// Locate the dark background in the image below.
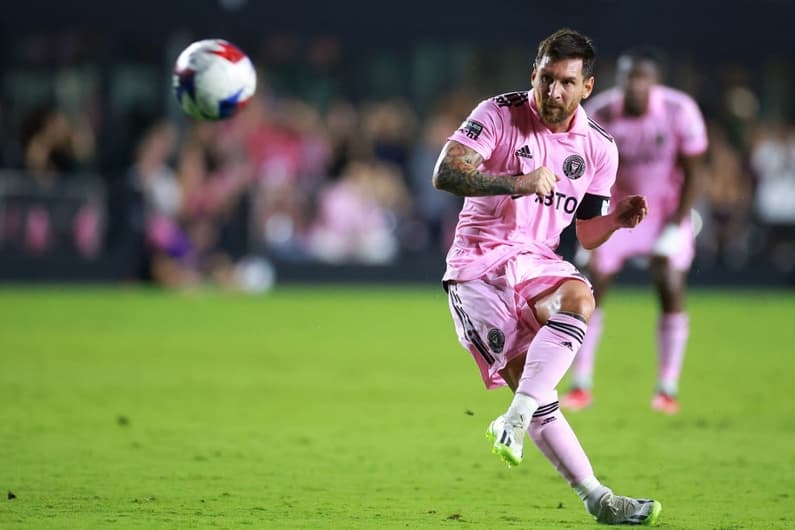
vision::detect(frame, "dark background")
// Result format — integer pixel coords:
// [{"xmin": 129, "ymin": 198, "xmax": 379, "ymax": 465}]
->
[{"xmin": 1, "ymin": 0, "xmax": 793, "ymax": 286}]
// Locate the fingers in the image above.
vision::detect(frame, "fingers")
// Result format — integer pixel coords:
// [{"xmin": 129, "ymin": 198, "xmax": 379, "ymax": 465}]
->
[
  {"xmin": 635, "ymin": 196, "xmax": 649, "ymax": 220},
  {"xmin": 531, "ymin": 167, "xmax": 557, "ymax": 197},
  {"xmin": 623, "ymin": 195, "xmax": 648, "ymax": 226},
  {"xmin": 615, "ymin": 195, "xmax": 649, "ymax": 228},
  {"xmin": 629, "ymin": 207, "xmax": 647, "ymax": 227},
  {"xmin": 621, "ymin": 214, "xmax": 641, "ymax": 228},
  {"xmin": 543, "ymin": 170, "xmax": 558, "ymax": 194},
  {"xmin": 540, "ymin": 173, "xmax": 557, "ymax": 195},
  {"xmin": 535, "ymin": 184, "xmax": 551, "ymax": 199},
  {"xmin": 629, "ymin": 195, "xmax": 648, "ymax": 211}
]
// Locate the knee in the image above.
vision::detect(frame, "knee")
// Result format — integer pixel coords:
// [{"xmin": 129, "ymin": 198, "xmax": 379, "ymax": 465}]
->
[{"xmin": 560, "ymin": 284, "xmax": 595, "ymax": 322}]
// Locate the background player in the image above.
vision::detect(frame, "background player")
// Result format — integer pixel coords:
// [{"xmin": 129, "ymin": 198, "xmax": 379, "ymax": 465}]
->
[
  {"xmin": 433, "ymin": 29, "xmax": 661, "ymax": 525},
  {"xmin": 561, "ymin": 48, "xmax": 709, "ymax": 415}
]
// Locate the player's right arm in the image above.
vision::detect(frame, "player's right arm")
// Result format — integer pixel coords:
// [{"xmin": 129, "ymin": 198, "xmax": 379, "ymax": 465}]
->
[{"xmin": 432, "ymin": 140, "xmax": 558, "ymax": 198}]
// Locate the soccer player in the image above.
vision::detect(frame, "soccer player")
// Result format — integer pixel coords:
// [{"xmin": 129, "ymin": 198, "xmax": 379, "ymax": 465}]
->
[
  {"xmin": 433, "ymin": 29, "xmax": 661, "ymax": 525},
  {"xmin": 560, "ymin": 48, "xmax": 708, "ymax": 415}
]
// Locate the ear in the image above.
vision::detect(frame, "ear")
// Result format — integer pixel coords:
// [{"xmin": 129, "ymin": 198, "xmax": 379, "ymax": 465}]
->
[
  {"xmin": 582, "ymin": 76, "xmax": 595, "ymax": 99},
  {"xmin": 530, "ymin": 67, "xmax": 537, "ymax": 88}
]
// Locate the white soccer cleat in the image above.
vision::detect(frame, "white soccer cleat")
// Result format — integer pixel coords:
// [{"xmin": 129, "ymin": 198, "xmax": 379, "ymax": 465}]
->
[
  {"xmin": 486, "ymin": 415, "xmax": 525, "ymax": 467},
  {"xmin": 587, "ymin": 488, "xmax": 662, "ymax": 526}
]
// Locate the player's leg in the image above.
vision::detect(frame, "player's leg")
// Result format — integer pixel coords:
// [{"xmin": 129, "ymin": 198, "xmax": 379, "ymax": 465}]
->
[
  {"xmin": 650, "ymin": 256, "xmax": 689, "ymax": 414},
  {"xmin": 561, "ymin": 266, "xmax": 616, "ymax": 410},
  {"xmin": 495, "ymin": 351, "xmax": 597, "ymax": 486},
  {"xmin": 491, "ymin": 284, "xmax": 661, "ymax": 525},
  {"xmin": 492, "ymin": 279, "xmax": 594, "ymax": 465}
]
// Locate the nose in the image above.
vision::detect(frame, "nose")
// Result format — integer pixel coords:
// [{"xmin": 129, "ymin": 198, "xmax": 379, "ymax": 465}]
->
[{"xmin": 547, "ymin": 80, "xmax": 563, "ymax": 99}]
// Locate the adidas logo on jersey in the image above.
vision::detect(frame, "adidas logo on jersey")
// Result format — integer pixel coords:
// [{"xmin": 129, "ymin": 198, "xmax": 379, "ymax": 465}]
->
[{"xmin": 515, "ymin": 145, "xmax": 533, "ymax": 158}]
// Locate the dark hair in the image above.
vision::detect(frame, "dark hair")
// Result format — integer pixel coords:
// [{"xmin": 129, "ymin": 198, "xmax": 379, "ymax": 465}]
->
[
  {"xmin": 618, "ymin": 46, "xmax": 666, "ymax": 76},
  {"xmin": 534, "ymin": 28, "xmax": 596, "ymax": 78},
  {"xmin": 619, "ymin": 46, "xmax": 665, "ymax": 66}
]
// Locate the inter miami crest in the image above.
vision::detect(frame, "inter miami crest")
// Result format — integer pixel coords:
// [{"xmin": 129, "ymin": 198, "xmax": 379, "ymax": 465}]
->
[
  {"xmin": 487, "ymin": 328, "xmax": 505, "ymax": 353},
  {"xmin": 563, "ymin": 154, "xmax": 586, "ymax": 180}
]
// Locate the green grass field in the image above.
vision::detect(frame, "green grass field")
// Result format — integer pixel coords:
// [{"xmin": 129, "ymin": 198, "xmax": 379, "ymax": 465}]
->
[{"xmin": 0, "ymin": 286, "xmax": 793, "ymax": 529}]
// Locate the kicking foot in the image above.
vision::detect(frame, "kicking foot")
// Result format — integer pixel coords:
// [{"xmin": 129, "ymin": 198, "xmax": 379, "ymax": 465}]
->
[
  {"xmin": 486, "ymin": 415, "xmax": 525, "ymax": 467},
  {"xmin": 587, "ymin": 489, "xmax": 662, "ymax": 526}
]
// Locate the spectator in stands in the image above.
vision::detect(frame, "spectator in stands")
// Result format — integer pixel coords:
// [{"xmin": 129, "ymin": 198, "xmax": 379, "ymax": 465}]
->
[
  {"xmin": 21, "ymin": 107, "xmax": 95, "ymax": 185},
  {"xmin": 696, "ymin": 120, "xmax": 753, "ymax": 268},
  {"xmin": 363, "ymin": 99, "xmax": 418, "ymax": 180},
  {"xmin": 307, "ymin": 159, "xmax": 410, "ymax": 264},
  {"xmin": 14, "ymin": 107, "xmax": 96, "ymax": 255},
  {"xmin": 409, "ymin": 109, "xmax": 464, "ymax": 253},
  {"xmin": 750, "ymin": 120, "xmax": 795, "ymax": 271},
  {"xmin": 132, "ymin": 119, "xmax": 256, "ymax": 290},
  {"xmin": 130, "ymin": 120, "xmax": 196, "ymax": 287}
]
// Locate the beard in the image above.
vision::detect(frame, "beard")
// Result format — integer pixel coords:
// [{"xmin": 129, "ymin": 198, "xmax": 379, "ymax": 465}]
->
[{"xmin": 539, "ymin": 100, "xmax": 576, "ymax": 124}]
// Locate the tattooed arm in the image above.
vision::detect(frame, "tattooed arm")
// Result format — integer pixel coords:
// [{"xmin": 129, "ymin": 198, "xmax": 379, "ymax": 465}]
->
[
  {"xmin": 432, "ymin": 141, "xmax": 512, "ymax": 196},
  {"xmin": 432, "ymin": 140, "xmax": 557, "ymax": 197}
]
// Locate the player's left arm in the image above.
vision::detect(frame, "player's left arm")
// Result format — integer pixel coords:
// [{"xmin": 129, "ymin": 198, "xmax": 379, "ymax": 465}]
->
[{"xmin": 575, "ymin": 194, "xmax": 648, "ymax": 250}]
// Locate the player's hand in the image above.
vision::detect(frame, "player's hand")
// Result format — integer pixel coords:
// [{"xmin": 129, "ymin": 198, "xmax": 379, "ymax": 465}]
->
[
  {"xmin": 515, "ymin": 166, "xmax": 560, "ymax": 197},
  {"xmin": 613, "ymin": 195, "xmax": 648, "ymax": 228},
  {"xmin": 652, "ymin": 223, "xmax": 685, "ymax": 258}
]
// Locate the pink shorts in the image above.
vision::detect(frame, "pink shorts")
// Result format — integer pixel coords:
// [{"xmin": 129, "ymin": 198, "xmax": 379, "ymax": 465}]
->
[
  {"xmin": 446, "ymin": 252, "xmax": 590, "ymax": 389},
  {"xmin": 589, "ymin": 212, "xmax": 694, "ymax": 275}
]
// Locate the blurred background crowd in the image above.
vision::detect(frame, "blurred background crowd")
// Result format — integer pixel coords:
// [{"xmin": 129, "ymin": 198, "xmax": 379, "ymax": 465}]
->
[{"xmin": 1, "ymin": 0, "xmax": 793, "ymax": 289}]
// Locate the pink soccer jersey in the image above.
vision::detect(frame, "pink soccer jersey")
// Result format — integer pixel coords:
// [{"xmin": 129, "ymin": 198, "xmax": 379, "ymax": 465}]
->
[
  {"xmin": 443, "ymin": 90, "xmax": 618, "ymax": 283},
  {"xmin": 585, "ymin": 85, "xmax": 708, "ymax": 214}
]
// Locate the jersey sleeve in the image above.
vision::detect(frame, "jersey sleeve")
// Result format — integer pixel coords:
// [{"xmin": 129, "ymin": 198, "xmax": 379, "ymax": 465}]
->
[
  {"xmin": 448, "ymin": 99, "xmax": 502, "ymax": 160},
  {"xmin": 586, "ymin": 139, "xmax": 618, "ymax": 197},
  {"xmin": 673, "ymin": 95, "xmax": 708, "ymax": 156}
]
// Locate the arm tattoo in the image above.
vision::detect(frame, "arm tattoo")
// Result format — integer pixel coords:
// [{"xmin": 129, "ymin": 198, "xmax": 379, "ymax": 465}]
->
[{"xmin": 433, "ymin": 142, "xmax": 515, "ymax": 197}]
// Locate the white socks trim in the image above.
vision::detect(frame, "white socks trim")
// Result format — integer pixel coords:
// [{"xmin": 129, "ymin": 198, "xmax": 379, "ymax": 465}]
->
[
  {"xmin": 573, "ymin": 475, "xmax": 603, "ymax": 502},
  {"xmin": 505, "ymin": 392, "xmax": 539, "ymax": 429}
]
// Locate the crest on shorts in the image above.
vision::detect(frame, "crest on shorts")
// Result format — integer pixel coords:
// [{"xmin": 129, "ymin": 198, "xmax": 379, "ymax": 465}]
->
[
  {"xmin": 487, "ymin": 328, "xmax": 505, "ymax": 353},
  {"xmin": 563, "ymin": 154, "xmax": 586, "ymax": 179}
]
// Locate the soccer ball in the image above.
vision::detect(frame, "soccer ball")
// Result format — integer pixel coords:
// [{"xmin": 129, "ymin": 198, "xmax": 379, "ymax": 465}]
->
[{"xmin": 172, "ymin": 39, "xmax": 256, "ymax": 121}]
